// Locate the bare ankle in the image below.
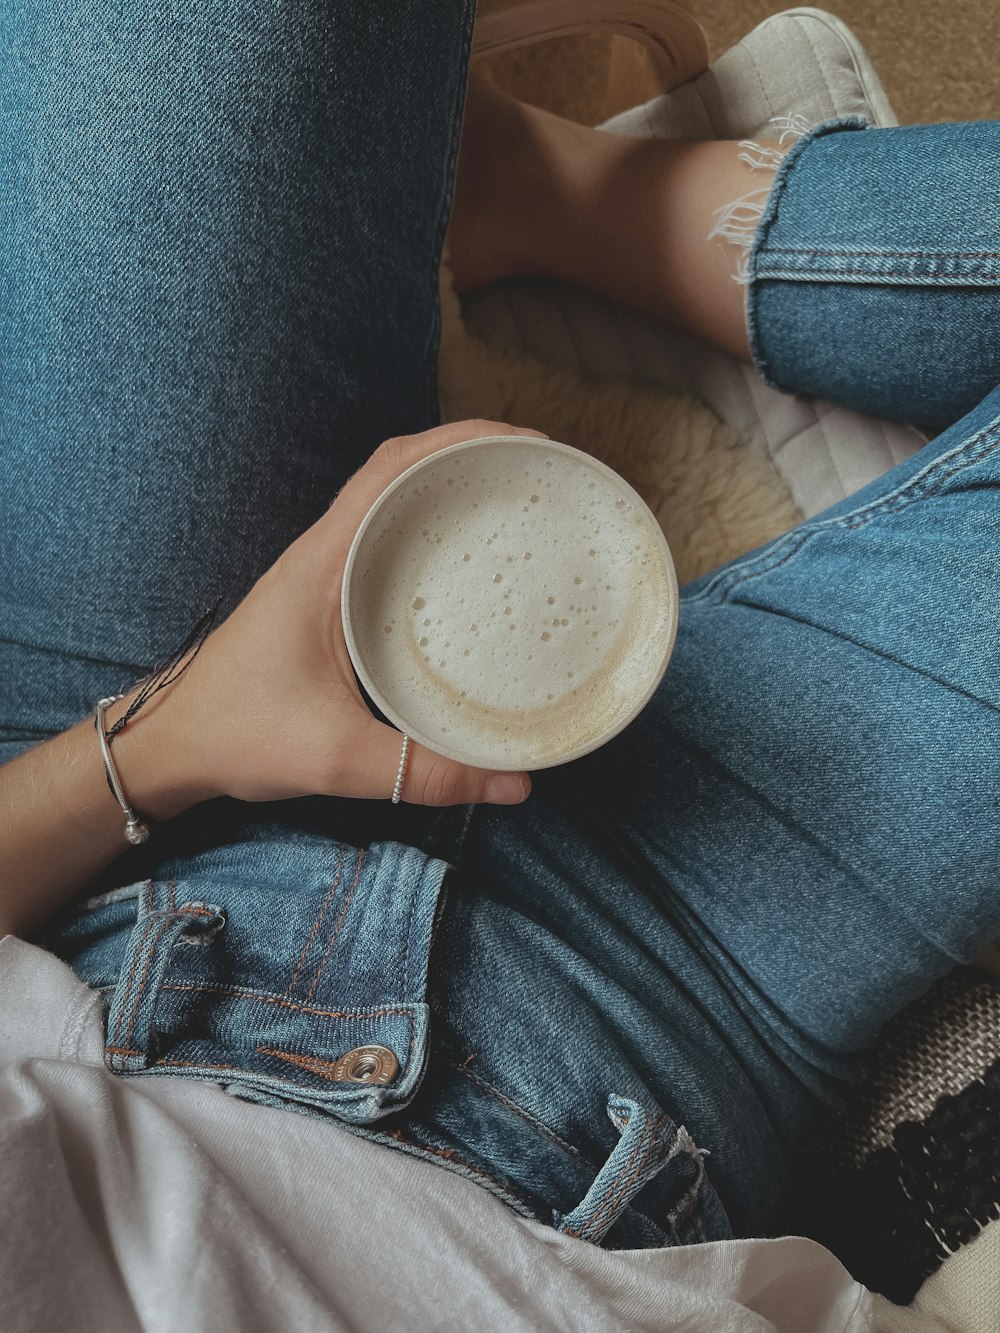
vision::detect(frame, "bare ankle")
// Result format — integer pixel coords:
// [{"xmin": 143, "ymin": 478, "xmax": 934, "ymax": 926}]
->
[{"xmin": 449, "ymin": 80, "xmax": 794, "ymax": 361}]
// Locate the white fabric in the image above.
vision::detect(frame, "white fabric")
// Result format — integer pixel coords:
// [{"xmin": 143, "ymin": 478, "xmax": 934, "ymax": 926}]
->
[
  {"xmin": 462, "ymin": 8, "xmax": 927, "ymax": 520},
  {"xmin": 0, "ymin": 934, "xmax": 876, "ymax": 1332}
]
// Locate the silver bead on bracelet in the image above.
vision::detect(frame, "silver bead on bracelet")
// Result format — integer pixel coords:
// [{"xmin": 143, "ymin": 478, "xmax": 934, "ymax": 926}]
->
[
  {"xmin": 95, "ymin": 697, "xmax": 151, "ymax": 845},
  {"xmin": 391, "ymin": 733, "xmax": 411, "ymax": 805}
]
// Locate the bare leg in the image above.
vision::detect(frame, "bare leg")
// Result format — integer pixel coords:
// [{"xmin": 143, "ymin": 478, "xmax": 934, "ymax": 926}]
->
[{"xmin": 449, "ymin": 77, "xmax": 765, "ymax": 361}]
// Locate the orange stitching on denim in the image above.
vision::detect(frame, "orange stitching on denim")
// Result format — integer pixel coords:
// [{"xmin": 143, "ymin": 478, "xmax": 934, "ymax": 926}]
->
[
  {"xmin": 168, "ymin": 880, "xmax": 176, "ymax": 913},
  {"xmin": 403, "ymin": 857, "xmax": 418, "ymax": 997},
  {"xmin": 448, "ymin": 1059, "xmax": 598, "ymax": 1170},
  {"xmin": 758, "ymin": 265, "xmax": 1000, "ymax": 279},
  {"xmin": 659, "ymin": 1137, "xmax": 709, "ymax": 1242},
  {"xmin": 667, "ymin": 1172, "xmax": 703, "ymax": 1234},
  {"xmin": 105, "ymin": 1044, "xmax": 142, "ymax": 1057},
  {"xmin": 156, "ymin": 1059, "xmax": 238, "ymax": 1071},
  {"xmin": 303, "ymin": 849, "xmax": 365, "ymax": 1004},
  {"xmin": 404, "ymin": 1016, "xmax": 420, "ymax": 1072},
  {"xmin": 593, "ymin": 1114, "xmax": 675, "ymax": 1236},
  {"xmin": 286, "ymin": 844, "xmax": 347, "ymax": 996},
  {"xmin": 561, "ymin": 1124, "xmax": 653, "ymax": 1240},
  {"xmin": 160, "ymin": 979, "xmax": 414, "ymax": 1023},
  {"xmin": 575, "ymin": 1126, "xmax": 654, "ymax": 1240},
  {"xmin": 257, "ymin": 1046, "xmax": 357, "ymax": 1082},
  {"xmin": 110, "ymin": 878, "xmax": 153, "ymax": 1048}
]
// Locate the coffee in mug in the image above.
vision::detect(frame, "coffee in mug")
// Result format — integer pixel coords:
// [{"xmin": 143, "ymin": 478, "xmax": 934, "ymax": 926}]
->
[{"xmin": 342, "ymin": 435, "xmax": 678, "ymax": 770}]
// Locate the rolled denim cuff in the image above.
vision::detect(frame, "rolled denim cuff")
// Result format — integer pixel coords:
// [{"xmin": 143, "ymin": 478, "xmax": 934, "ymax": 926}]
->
[{"xmin": 745, "ymin": 115, "xmax": 870, "ymax": 393}]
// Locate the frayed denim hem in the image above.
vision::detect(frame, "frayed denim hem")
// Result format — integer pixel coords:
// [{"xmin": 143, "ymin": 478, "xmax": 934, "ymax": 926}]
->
[
  {"xmin": 708, "ymin": 115, "xmax": 815, "ymax": 281},
  {"xmin": 743, "ymin": 115, "xmax": 870, "ymax": 393}
]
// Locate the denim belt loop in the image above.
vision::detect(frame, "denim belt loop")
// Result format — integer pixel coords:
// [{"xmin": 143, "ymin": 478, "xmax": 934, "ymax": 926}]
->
[
  {"xmin": 104, "ymin": 883, "xmax": 225, "ymax": 1073},
  {"xmin": 553, "ymin": 1094, "xmax": 713, "ymax": 1246}
]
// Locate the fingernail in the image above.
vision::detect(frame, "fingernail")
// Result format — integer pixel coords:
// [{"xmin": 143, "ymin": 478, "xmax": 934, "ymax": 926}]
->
[{"xmin": 484, "ymin": 774, "xmax": 528, "ymax": 804}]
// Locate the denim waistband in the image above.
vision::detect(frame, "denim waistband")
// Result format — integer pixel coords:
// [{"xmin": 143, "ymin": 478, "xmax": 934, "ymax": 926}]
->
[
  {"xmin": 41, "ymin": 823, "xmax": 732, "ymax": 1251},
  {"xmin": 47, "ymin": 836, "xmax": 448, "ymax": 1122}
]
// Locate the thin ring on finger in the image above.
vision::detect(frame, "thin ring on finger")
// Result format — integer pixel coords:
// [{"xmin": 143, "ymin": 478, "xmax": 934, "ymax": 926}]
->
[{"xmin": 391, "ymin": 733, "xmax": 411, "ymax": 804}]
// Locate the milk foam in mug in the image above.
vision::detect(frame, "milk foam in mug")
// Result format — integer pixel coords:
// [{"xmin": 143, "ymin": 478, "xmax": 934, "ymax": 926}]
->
[{"xmin": 342, "ymin": 435, "xmax": 679, "ymax": 770}]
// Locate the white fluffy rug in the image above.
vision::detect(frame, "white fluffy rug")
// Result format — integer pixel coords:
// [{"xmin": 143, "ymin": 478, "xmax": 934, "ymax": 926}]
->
[{"xmin": 438, "ymin": 271, "xmax": 802, "ymax": 586}]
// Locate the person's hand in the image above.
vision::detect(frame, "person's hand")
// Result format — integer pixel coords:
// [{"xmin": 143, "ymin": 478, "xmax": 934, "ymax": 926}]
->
[{"xmin": 125, "ymin": 420, "xmax": 540, "ymax": 811}]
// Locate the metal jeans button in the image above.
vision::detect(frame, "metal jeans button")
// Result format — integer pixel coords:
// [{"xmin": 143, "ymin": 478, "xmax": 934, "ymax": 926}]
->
[{"xmin": 332, "ymin": 1045, "xmax": 399, "ymax": 1084}]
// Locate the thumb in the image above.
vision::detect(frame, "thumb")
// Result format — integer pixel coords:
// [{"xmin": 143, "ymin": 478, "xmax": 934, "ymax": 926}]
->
[{"xmin": 362, "ymin": 719, "xmax": 531, "ymax": 807}]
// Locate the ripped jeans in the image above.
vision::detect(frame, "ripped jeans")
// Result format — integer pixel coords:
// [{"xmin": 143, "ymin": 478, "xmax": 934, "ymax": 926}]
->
[{"xmin": 5, "ymin": 2, "xmax": 1000, "ymax": 1249}]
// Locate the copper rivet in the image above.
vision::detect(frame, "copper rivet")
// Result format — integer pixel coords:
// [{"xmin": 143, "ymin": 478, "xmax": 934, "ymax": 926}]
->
[{"xmin": 332, "ymin": 1044, "xmax": 399, "ymax": 1085}]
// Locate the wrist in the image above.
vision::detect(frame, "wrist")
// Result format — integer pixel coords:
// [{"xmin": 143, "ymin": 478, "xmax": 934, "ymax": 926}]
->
[{"xmin": 104, "ymin": 682, "xmax": 217, "ymax": 824}]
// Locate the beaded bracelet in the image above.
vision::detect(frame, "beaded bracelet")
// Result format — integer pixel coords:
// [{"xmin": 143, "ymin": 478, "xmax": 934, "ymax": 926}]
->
[{"xmin": 391, "ymin": 733, "xmax": 411, "ymax": 804}]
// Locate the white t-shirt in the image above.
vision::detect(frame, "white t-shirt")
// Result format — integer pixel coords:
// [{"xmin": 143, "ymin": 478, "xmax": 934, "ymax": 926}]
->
[{"xmin": 0, "ymin": 935, "xmax": 874, "ymax": 1332}]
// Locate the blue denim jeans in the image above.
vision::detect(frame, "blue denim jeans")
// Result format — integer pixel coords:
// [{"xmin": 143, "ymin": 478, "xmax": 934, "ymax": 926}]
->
[
  {"xmin": 5, "ymin": 7, "xmax": 1000, "ymax": 1251},
  {"xmin": 749, "ymin": 116, "xmax": 1000, "ymax": 432}
]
